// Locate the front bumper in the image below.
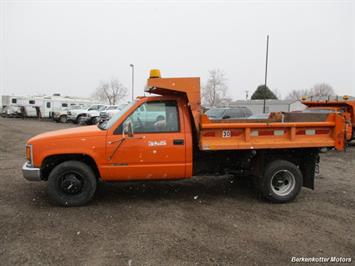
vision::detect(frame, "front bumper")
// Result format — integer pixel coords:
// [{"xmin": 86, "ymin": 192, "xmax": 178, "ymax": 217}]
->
[{"xmin": 22, "ymin": 162, "xmax": 41, "ymax": 181}]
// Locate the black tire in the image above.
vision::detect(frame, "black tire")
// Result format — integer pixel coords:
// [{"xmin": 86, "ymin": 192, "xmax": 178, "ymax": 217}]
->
[
  {"xmin": 72, "ymin": 116, "xmax": 79, "ymax": 124},
  {"xmin": 59, "ymin": 115, "xmax": 67, "ymax": 123},
  {"xmin": 47, "ymin": 161, "xmax": 97, "ymax": 207},
  {"xmin": 92, "ymin": 116, "xmax": 100, "ymax": 124},
  {"xmin": 259, "ymin": 160, "xmax": 303, "ymax": 203},
  {"xmin": 72, "ymin": 115, "xmax": 82, "ymax": 124}
]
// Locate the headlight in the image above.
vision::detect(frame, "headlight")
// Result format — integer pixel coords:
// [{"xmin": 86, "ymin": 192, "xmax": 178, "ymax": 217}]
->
[{"xmin": 26, "ymin": 145, "xmax": 32, "ymax": 164}]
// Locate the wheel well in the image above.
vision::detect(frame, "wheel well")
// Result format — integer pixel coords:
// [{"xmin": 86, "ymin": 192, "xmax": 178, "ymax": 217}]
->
[
  {"xmin": 41, "ymin": 154, "xmax": 100, "ymax": 180},
  {"xmin": 252, "ymin": 148, "xmax": 319, "ymax": 189}
]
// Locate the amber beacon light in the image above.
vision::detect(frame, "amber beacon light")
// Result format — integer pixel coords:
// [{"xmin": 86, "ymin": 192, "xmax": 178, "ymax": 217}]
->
[{"xmin": 149, "ymin": 69, "xmax": 161, "ymax": 78}]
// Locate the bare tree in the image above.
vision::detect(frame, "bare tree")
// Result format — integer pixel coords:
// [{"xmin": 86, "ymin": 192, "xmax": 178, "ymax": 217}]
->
[
  {"xmin": 202, "ymin": 69, "xmax": 228, "ymax": 107},
  {"xmin": 272, "ymin": 88, "xmax": 282, "ymax": 100},
  {"xmin": 93, "ymin": 79, "xmax": 128, "ymax": 105},
  {"xmin": 285, "ymin": 89, "xmax": 310, "ymax": 100},
  {"xmin": 310, "ymin": 83, "xmax": 335, "ymax": 97},
  {"xmin": 286, "ymin": 83, "xmax": 335, "ymax": 100}
]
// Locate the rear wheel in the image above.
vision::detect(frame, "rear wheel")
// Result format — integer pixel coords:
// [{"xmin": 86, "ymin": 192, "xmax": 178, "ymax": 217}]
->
[
  {"xmin": 47, "ymin": 161, "xmax": 97, "ymax": 206},
  {"xmin": 59, "ymin": 115, "xmax": 67, "ymax": 123},
  {"xmin": 259, "ymin": 160, "xmax": 302, "ymax": 203}
]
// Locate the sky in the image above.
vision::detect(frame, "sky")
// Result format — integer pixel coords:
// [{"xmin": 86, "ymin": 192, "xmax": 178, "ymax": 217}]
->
[{"xmin": 0, "ymin": 0, "xmax": 354, "ymax": 102}]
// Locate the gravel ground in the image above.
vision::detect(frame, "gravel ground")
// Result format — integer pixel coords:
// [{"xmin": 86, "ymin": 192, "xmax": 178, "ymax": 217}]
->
[{"xmin": 0, "ymin": 118, "xmax": 354, "ymax": 265}]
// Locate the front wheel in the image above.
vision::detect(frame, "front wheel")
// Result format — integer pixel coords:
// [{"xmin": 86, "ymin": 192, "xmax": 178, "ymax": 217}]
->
[
  {"xmin": 47, "ymin": 161, "xmax": 97, "ymax": 206},
  {"xmin": 259, "ymin": 160, "xmax": 303, "ymax": 203},
  {"xmin": 92, "ymin": 116, "xmax": 100, "ymax": 124}
]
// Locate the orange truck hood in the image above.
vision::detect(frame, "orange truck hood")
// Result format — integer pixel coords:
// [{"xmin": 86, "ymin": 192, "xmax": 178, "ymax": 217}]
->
[{"xmin": 28, "ymin": 126, "xmax": 106, "ymax": 144}]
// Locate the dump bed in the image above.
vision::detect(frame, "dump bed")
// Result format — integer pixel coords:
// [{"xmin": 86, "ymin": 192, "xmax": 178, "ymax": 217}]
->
[
  {"xmin": 199, "ymin": 112, "xmax": 345, "ymax": 151},
  {"xmin": 146, "ymin": 73, "xmax": 346, "ymax": 152}
]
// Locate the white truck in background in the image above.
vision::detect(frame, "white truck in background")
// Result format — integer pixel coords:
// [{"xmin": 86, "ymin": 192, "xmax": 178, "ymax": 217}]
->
[
  {"xmin": 99, "ymin": 104, "xmax": 129, "ymax": 121},
  {"xmin": 67, "ymin": 104, "xmax": 107, "ymax": 124}
]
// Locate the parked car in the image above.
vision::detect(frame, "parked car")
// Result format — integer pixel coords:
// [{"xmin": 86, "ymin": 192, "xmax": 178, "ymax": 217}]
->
[
  {"xmin": 52, "ymin": 105, "xmax": 88, "ymax": 123},
  {"xmin": 68, "ymin": 104, "xmax": 106, "ymax": 124},
  {"xmin": 84, "ymin": 105, "xmax": 108, "ymax": 125},
  {"xmin": 99, "ymin": 104, "xmax": 127, "ymax": 121},
  {"xmin": 205, "ymin": 107, "xmax": 253, "ymax": 120}
]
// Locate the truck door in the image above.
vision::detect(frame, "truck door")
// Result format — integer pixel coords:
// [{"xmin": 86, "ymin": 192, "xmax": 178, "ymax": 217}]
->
[{"xmin": 106, "ymin": 100, "xmax": 186, "ymax": 180}]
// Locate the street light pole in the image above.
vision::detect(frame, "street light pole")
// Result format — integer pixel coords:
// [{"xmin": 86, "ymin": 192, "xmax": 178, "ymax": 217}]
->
[
  {"xmin": 130, "ymin": 64, "xmax": 134, "ymax": 101},
  {"xmin": 263, "ymin": 35, "xmax": 269, "ymax": 113}
]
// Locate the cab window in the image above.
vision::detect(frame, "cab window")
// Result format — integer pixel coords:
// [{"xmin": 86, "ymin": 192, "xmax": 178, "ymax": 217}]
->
[{"xmin": 120, "ymin": 101, "xmax": 179, "ymax": 133}]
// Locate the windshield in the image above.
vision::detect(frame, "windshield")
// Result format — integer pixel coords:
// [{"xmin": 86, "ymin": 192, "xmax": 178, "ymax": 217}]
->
[
  {"xmin": 98, "ymin": 101, "xmax": 136, "ymax": 130},
  {"xmin": 205, "ymin": 109, "xmax": 225, "ymax": 118}
]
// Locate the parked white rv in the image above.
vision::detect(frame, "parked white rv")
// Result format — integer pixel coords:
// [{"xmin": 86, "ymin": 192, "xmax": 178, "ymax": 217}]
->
[{"xmin": 1, "ymin": 94, "xmax": 98, "ymax": 119}]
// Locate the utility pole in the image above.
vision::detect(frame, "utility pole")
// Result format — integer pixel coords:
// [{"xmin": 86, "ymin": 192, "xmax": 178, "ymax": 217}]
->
[
  {"xmin": 263, "ymin": 35, "xmax": 269, "ymax": 113},
  {"xmin": 130, "ymin": 64, "xmax": 134, "ymax": 101},
  {"xmin": 245, "ymin": 90, "xmax": 249, "ymax": 100}
]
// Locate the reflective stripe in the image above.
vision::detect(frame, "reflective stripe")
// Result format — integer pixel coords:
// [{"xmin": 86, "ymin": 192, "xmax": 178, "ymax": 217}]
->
[
  {"xmin": 251, "ymin": 130, "xmax": 259, "ymax": 136},
  {"xmin": 305, "ymin": 129, "xmax": 316, "ymax": 135},
  {"xmin": 274, "ymin": 130, "xmax": 284, "ymax": 136}
]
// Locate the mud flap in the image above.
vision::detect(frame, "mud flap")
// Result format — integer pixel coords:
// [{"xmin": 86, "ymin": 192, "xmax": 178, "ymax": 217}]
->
[{"xmin": 300, "ymin": 151, "xmax": 319, "ymax": 190}]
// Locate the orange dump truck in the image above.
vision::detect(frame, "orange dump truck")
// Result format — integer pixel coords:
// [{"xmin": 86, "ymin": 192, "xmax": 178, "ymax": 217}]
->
[
  {"xmin": 22, "ymin": 70, "xmax": 346, "ymax": 206},
  {"xmin": 302, "ymin": 98, "xmax": 355, "ymax": 141}
]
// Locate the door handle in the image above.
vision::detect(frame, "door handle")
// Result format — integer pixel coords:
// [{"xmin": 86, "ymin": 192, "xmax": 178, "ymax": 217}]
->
[{"xmin": 173, "ymin": 139, "xmax": 184, "ymax": 145}]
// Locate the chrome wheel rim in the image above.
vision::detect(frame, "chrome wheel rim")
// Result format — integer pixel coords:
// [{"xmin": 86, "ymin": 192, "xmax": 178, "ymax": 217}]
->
[{"xmin": 271, "ymin": 170, "xmax": 295, "ymax": 196}]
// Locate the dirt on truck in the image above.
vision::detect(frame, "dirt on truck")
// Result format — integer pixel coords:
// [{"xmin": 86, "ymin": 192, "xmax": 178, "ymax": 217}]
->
[{"xmin": 22, "ymin": 70, "xmax": 347, "ymax": 207}]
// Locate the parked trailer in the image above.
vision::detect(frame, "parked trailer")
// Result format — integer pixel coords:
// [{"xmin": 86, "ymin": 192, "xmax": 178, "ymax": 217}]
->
[
  {"xmin": 22, "ymin": 70, "xmax": 347, "ymax": 207},
  {"xmin": 1, "ymin": 94, "xmax": 98, "ymax": 119}
]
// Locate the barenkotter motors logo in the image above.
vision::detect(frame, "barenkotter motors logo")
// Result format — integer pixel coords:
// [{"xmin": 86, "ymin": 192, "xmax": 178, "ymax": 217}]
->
[{"xmin": 291, "ymin": 257, "xmax": 352, "ymax": 263}]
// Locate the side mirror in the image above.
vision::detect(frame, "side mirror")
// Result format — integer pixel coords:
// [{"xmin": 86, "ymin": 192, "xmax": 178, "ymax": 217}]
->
[{"xmin": 122, "ymin": 121, "xmax": 134, "ymax": 138}]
